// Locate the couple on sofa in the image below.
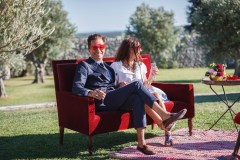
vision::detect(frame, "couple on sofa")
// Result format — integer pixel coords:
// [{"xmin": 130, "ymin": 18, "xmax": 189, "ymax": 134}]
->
[{"xmin": 72, "ymin": 34, "xmax": 187, "ymax": 155}]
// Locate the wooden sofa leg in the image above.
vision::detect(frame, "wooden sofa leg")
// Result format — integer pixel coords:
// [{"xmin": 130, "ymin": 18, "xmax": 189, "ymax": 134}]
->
[
  {"xmin": 88, "ymin": 136, "xmax": 93, "ymax": 156},
  {"xmin": 59, "ymin": 126, "xmax": 64, "ymax": 145},
  {"xmin": 188, "ymin": 118, "xmax": 193, "ymax": 136},
  {"xmin": 151, "ymin": 124, "xmax": 155, "ymax": 130}
]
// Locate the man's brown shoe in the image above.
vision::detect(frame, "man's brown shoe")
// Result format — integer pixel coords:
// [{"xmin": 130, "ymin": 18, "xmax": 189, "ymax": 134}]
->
[{"xmin": 137, "ymin": 145, "xmax": 155, "ymax": 155}]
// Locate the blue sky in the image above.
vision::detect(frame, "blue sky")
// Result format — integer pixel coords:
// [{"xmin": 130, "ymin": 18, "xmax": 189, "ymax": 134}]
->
[{"xmin": 62, "ymin": 0, "xmax": 189, "ymax": 33}]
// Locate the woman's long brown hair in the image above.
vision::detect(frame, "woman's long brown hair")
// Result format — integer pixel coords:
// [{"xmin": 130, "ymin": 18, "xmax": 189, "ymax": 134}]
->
[{"xmin": 115, "ymin": 37, "xmax": 142, "ymax": 63}]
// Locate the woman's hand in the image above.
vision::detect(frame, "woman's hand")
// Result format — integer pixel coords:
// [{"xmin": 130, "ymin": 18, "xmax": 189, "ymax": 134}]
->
[
  {"xmin": 148, "ymin": 65, "xmax": 159, "ymax": 83},
  {"xmin": 117, "ymin": 81, "xmax": 129, "ymax": 88},
  {"xmin": 151, "ymin": 66, "xmax": 159, "ymax": 77}
]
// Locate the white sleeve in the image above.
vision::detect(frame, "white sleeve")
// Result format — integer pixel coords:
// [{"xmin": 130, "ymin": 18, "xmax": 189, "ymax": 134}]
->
[
  {"xmin": 142, "ymin": 63, "xmax": 147, "ymax": 75},
  {"xmin": 142, "ymin": 63, "xmax": 148, "ymax": 80}
]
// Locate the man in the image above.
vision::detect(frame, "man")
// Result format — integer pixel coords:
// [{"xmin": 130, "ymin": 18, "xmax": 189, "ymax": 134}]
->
[{"xmin": 72, "ymin": 34, "xmax": 187, "ymax": 155}]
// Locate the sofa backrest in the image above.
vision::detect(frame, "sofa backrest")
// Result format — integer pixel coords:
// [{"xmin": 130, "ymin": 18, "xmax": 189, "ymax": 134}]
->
[
  {"xmin": 52, "ymin": 59, "xmax": 85, "ymax": 92},
  {"xmin": 141, "ymin": 54, "xmax": 151, "ymax": 78},
  {"xmin": 52, "ymin": 54, "xmax": 152, "ymax": 92},
  {"xmin": 57, "ymin": 63, "xmax": 77, "ymax": 91}
]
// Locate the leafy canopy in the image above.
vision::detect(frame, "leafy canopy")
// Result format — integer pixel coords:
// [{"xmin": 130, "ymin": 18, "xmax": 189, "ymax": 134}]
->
[
  {"xmin": 0, "ymin": 0, "xmax": 54, "ymax": 73},
  {"xmin": 126, "ymin": 3, "xmax": 179, "ymax": 67},
  {"xmin": 190, "ymin": 0, "xmax": 240, "ymax": 64}
]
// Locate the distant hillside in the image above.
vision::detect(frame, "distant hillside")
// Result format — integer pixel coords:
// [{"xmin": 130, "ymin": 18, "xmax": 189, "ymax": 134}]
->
[{"xmin": 76, "ymin": 31, "xmax": 124, "ymax": 38}]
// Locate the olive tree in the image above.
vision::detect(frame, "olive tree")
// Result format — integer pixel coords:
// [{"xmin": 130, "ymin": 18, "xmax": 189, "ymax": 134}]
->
[
  {"xmin": 0, "ymin": 0, "xmax": 54, "ymax": 97},
  {"xmin": 26, "ymin": 0, "xmax": 76, "ymax": 83},
  {"xmin": 126, "ymin": 3, "xmax": 179, "ymax": 68},
  {"xmin": 188, "ymin": 0, "xmax": 240, "ymax": 76}
]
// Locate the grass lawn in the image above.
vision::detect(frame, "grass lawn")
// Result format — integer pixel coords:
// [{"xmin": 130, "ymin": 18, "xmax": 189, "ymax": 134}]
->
[
  {"xmin": 1, "ymin": 76, "xmax": 56, "ymax": 106},
  {"xmin": 0, "ymin": 67, "xmax": 240, "ymax": 159},
  {"xmin": 0, "ymin": 101, "xmax": 240, "ymax": 159},
  {"xmin": 1, "ymin": 68, "xmax": 239, "ymax": 106}
]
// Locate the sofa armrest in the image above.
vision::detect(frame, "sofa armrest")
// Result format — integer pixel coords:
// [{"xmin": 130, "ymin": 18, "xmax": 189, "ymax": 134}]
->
[
  {"xmin": 152, "ymin": 82, "xmax": 194, "ymax": 106},
  {"xmin": 56, "ymin": 91, "xmax": 98, "ymax": 134}
]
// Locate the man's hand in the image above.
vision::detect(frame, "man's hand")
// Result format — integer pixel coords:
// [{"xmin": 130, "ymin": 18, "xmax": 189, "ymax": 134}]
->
[{"xmin": 89, "ymin": 89, "xmax": 106, "ymax": 100}]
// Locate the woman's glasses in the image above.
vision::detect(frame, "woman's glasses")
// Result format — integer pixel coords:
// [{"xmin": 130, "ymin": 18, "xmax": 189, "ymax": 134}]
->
[
  {"xmin": 91, "ymin": 44, "xmax": 106, "ymax": 51},
  {"xmin": 137, "ymin": 45, "xmax": 141, "ymax": 52}
]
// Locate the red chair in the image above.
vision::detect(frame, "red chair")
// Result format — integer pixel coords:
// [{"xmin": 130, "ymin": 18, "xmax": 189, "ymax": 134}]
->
[
  {"xmin": 232, "ymin": 113, "xmax": 240, "ymax": 159},
  {"xmin": 52, "ymin": 54, "xmax": 195, "ymax": 155}
]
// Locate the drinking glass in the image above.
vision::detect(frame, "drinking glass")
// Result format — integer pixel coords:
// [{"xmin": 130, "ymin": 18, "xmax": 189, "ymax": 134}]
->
[
  {"xmin": 99, "ymin": 87, "xmax": 107, "ymax": 106},
  {"xmin": 151, "ymin": 62, "xmax": 157, "ymax": 80}
]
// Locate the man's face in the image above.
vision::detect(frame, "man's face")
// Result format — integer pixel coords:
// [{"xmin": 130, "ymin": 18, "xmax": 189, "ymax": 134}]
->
[{"xmin": 89, "ymin": 37, "xmax": 106, "ymax": 62}]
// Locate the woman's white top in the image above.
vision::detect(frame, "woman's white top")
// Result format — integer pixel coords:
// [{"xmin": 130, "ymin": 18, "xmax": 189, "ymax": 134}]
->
[
  {"xmin": 110, "ymin": 61, "xmax": 146, "ymax": 83},
  {"xmin": 110, "ymin": 61, "xmax": 169, "ymax": 102}
]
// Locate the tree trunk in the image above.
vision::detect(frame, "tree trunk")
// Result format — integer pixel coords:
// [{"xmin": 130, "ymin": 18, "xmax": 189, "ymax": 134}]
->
[
  {"xmin": 30, "ymin": 51, "xmax": 48, "ymax": 84},
  {"xmin": 2, "ymin": 65, "xmax": 11, "ymax": 80},
  {"xmin": 32, "ymin": 62, "xmax": 45, "ymax": 83},
  {"xmin": 19, "ymin": 69, "xmax": 28, "ymax": 77},
  {"xmin": 234, "ymin": 58, "xmax": 240, "ymax": 76},
  {"xmin": 0, "ymin": 77, "xmax": 7, "ymax": 98}
]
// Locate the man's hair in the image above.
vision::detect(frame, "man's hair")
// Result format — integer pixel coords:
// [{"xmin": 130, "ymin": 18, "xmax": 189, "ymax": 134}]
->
[{"xmin": 87, "ymin": 34, "xmax": 106, "ymax": 48}]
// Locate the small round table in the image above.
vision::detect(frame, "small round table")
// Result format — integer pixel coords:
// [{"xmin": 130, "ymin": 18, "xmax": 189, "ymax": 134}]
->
[{"xmin": 202, "ymin": 78, "xmax": 240, "ymax": 130}]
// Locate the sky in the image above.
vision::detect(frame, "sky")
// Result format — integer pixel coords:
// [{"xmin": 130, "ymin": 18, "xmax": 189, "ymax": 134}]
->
[{"xmin": 62, "ymin": 0, "xmax": 189, "ymax": 33}]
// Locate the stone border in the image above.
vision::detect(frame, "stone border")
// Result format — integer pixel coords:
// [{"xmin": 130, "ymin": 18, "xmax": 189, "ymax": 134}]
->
[
  {"xmin": 0, "ymin": 102, "xmax": 56, "ymax": 111},
  {"xmin": 1, "ymin": 92, "xmax": 239, "ymax": 111}
]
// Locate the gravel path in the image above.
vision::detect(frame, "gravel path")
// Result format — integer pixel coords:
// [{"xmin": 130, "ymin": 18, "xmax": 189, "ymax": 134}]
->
[{"xmin": 0, "ymin": 102, "xmax": 56, "ymax": 111}]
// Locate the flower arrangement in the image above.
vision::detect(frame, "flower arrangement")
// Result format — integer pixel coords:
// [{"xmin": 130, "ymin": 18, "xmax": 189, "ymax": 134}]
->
[{"xmin": 205, "ymin": 63, "xmax": 226, "ymax": 81}]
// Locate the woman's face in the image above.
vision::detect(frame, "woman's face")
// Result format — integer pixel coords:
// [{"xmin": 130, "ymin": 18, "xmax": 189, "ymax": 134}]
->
[
  {"xmin": 130, "ymin": 42, "xmax": 142, "ymax": 60},
  {"xmin": 88, "ymin": 37, "xmax": 106, "ymax": 62}
]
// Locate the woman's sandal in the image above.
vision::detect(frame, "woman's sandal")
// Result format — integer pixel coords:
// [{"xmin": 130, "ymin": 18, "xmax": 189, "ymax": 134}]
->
[{"xmin": 164, "ymin": 134, "xmax": 173, "ymax": 146}]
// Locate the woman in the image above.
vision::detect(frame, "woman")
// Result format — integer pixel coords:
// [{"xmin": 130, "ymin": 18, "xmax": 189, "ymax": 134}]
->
[{"xmin": 110, "ymin": 37, "xmax": 174, "ymax": 146}]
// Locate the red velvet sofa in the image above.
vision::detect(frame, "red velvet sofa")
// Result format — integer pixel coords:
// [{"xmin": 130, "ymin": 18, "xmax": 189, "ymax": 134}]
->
[{"xmin": 52, "ymin": 54, "xmax": 195, "ymax": 155}]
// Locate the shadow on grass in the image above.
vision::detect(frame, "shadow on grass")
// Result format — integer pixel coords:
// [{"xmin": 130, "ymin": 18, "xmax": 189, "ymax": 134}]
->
[
  {"xmin": 43, "ymin": 84, "xmax": 55, "ymax": 89},
  {"xmin": 0, "ymin": 131, "xmax": 156, "ymax": 159},
  {"xmin": 160, "ymin": 79, "xmax": 202, "ymax": 83},
  {"xmin": 195, "ymin": 93, "xmax": 240, "ymax": 103}
]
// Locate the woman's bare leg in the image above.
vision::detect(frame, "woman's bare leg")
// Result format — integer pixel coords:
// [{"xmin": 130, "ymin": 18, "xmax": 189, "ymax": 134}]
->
[
  {"xmin": 155, "ymin": 94, "xmax": 173, "ymax": 146},
  {"xmin": 151, "ymin": 101, "xmax": 169, "ymax": 120},
  {"xmin": 144, "ymin": 105, "xmax": 164, "ymax": 129},
  {"xmin": 149, "ymin": 92, "xmax": 172, "ymax": 138}
]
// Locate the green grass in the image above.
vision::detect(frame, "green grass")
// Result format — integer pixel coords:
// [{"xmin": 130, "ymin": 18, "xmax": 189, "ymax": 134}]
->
[
  {"xmin": 0, "ymin": 68, "xmax": 240, "ymax": 159},
  {"xmin": 1, "ymin": 68, "xmax": 239, "ymax": 106},
  {"xmin": 0, "ymin": 101, "xmax": 239, "ymax": 159},
  {"xmin": 1, "ymin": 76, "xmax": 55, "ymax": 106}
]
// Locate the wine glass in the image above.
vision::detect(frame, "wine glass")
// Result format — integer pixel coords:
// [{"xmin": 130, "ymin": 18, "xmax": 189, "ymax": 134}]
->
[
  {"xmin": 151, "ymin": 62, "xmax": 157, "ymax": 81},
  {"xmin": 99, "ymin": 87, "xmax": 107, "ymax": 106}
]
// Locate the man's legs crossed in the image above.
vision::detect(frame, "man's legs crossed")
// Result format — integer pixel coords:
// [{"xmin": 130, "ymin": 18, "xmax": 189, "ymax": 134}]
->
[{"xmin": 104, "ymin": 81, "xmax": 186, "ymax": 129}]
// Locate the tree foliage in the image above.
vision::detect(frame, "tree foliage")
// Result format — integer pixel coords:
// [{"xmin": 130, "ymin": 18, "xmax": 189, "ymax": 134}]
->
[
  {"xmin": 0, "ymin": 0, "xmax": 54, "ymax": 58},
  {"xmin": 185, "ymin": 0, "xmax": 202, "ymax": 32},
  {"xmin": 188, "ymin": 0, "xmax": 240, "ymax": 75},
  {"xmin": 0, "ymin": 0, "xmax": 54, "ymax": 97},
  {"xmin": 27, "ymin": 0, "xmax": 76, "ymax": 83},
  {"xmin": 125, "ymin": 3, "xmax": 179, "ymax": 68}
]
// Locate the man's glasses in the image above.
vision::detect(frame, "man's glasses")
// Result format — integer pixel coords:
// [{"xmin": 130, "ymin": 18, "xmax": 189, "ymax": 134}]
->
[{"xmin": 91, "ymin": 44, "xmax": 106, "ymax": 51}]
